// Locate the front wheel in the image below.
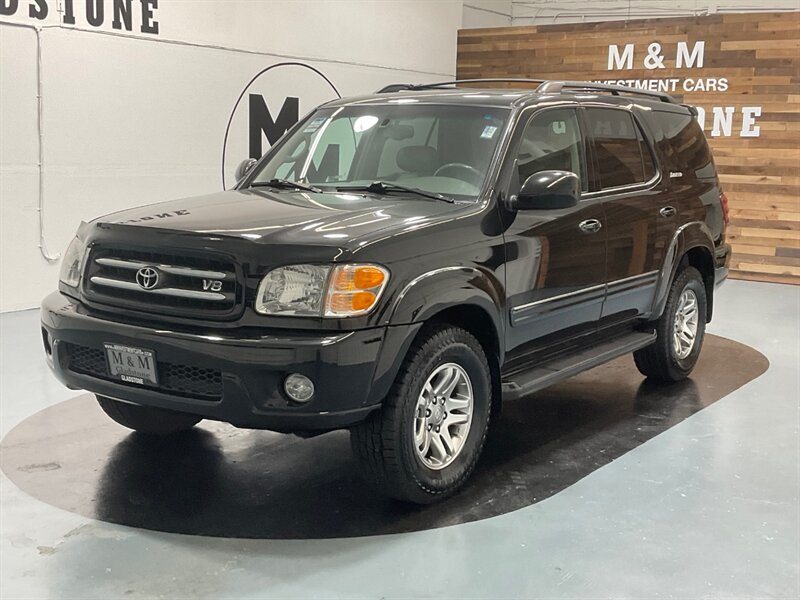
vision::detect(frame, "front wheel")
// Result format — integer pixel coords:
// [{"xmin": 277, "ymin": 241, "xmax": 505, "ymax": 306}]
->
[
  {"xmin": 96, "ymin": 395, "xmax": 201, "ymax": 435},
  {"xmin": 634, "ymin": 266, "xmax": 707, "ymax": 382},
  {"xmin": 350, "ymin": 325, "xmax": 492, "ymax": 504}
]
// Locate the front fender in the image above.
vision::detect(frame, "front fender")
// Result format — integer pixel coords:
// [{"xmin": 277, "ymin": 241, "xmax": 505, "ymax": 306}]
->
[
  {"xmin": 651, "ymin": 221, "xmax": 715, "ymax": 319},
  {"xmin": 360, "ymin": 266, "xmax": 505, "ymax": 407},
  {"xmin": 388, "ymin": 266, "xmax": 505, "ymax": 329}
]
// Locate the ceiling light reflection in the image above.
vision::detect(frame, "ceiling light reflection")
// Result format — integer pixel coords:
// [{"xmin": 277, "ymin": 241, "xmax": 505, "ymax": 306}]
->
[{"xmin": 353, "ymin": 115, "xmax": 379, "ymax": 132}]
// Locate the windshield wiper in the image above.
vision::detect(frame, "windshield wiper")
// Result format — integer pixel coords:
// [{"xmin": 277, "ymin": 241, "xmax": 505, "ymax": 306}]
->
[
  {"xmin": 337, "ymin": 181, "xmax": 454, "ymax": 204},
  {"xmin": 250, "ymin": 178, "xmax": 322, "ymax": 194}
]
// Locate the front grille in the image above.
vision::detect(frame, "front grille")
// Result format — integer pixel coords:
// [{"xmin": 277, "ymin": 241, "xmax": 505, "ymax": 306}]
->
[
  {"xmin": 64, "ymin": 343, "xmax": 223, "ymax": 401},
  {"xmin": 83, "ymin": 246, "xmax": 240, "ymax": 320}
]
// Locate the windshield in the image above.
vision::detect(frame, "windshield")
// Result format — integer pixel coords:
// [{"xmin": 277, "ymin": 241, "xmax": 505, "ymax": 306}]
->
[{"xmin": 249, "ymin": 104, "xmax": 509, "ymax": 200}]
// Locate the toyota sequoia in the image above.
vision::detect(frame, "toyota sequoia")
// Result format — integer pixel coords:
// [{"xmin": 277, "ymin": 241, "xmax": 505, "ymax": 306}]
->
[{"xmin": 42, "ymin": 79, "xmax": 731, "ymax": 503}]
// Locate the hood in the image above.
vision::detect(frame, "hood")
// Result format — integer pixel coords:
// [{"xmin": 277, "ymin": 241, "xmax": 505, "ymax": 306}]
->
[{"xmin": 95, "ymin": 188, "xmax": 466, "ymax": 246}]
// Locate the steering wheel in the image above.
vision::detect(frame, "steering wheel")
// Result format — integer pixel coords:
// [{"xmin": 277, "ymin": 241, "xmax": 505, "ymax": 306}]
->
[{"xmin": 433, "ymin": 163, "xmax": 483, "ymax": 186}]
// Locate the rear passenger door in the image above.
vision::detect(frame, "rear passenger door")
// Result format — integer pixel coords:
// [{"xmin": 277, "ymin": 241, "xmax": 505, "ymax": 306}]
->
[{"xmin": 582, "ymin": 106, "xmax": 662, "ymax": 326}]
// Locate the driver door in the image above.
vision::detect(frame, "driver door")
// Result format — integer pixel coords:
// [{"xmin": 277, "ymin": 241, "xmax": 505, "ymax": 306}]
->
[{"xmin": 501, "ymin": 107, "xmax": 607, "ymax": 353}]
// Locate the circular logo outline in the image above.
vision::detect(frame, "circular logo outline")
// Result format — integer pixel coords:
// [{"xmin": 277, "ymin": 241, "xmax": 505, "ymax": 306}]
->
[
  {"xmin": 221, "ymin": 62, "xmax": 341, "ymax": 189},
  {"xmin": 135, "ymin": 267, "xmax": 160, "ymax": 290}
]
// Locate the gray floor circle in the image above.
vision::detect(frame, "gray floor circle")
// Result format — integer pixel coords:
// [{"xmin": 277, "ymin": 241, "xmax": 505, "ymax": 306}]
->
[{"xmin": 1, "ymin": 334, "xmax": 768, "ymax": 539}]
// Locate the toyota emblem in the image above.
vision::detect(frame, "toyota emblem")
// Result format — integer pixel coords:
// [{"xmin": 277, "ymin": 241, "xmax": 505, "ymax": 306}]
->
[{"xmin": 135, "ymin": 267, "xmax": 160, "ymax": 290}]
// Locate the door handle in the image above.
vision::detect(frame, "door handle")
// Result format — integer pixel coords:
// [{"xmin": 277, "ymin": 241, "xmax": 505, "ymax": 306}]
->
[
  {"xmin": 579, "ymin": 219, "xmax": 602, "ymax": 234},
  {"xmin": 659, "ymin": 206, "xmax": 677, "ymax": 218}
]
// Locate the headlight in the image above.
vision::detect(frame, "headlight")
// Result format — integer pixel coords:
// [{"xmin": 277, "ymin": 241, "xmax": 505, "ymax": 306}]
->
[
  {"xmin": 255, "ymin": 263, "xmax": 389, "ymax": 317},
  {"xmin": 255, "ymin": 264, "xmax": 331, "ymax": 316},
  {"xmin": 59, "ymin": 236, "xmax": 87, "ymax": 287}
]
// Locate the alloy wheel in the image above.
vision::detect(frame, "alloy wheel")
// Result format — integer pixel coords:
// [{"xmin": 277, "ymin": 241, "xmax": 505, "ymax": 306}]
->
[
  {"xmin": 413, "ymin": 363, "xmax": 474, "ymax": 470},
  {"xmin": 673, "ymin": 288, "xmax": 699, "ymax": 359}
]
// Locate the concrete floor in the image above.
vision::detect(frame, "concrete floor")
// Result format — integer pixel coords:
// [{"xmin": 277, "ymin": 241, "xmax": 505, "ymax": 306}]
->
[{"xmin": 1, "ymin": 279, "xmax": 798, "ymax": 599}]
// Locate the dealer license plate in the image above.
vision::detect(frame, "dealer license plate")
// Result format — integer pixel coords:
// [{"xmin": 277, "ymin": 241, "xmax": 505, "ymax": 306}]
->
[{"xmin": 104, "ymin": 343, "xmax": 158, "ymax": 386}]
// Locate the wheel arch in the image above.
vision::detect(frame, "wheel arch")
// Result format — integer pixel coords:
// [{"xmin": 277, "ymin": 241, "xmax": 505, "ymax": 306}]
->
[
  {"xmin": 372, "ymin": 267, "xmax": 505, "ymax": 415},
  {"xmin": 385, "ymin": 266, "xmax": 505, "ymax": 347},
  {"xmin": 679, "ymin": 246, "xmax": 715, "ymax": 321},
  {"xmin": 418, "ymin": 304, "xmax": 503, "ymax": 418},
  {"xmin": 652, "ymin": 222, "xmax": 716, "ymax": 322}
]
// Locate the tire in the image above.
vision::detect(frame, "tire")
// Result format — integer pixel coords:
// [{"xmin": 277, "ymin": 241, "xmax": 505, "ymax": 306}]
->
[
  {"xmin": 634, "ymin": 266, "xmax": 707, "ymax": 383},
  {"xmin": 96, "ymin": 395, "xmax": 201, "ymax": 435},
  {"xmin": 350, "ymin": 325, "xmax": 492, "ymax": 504}
]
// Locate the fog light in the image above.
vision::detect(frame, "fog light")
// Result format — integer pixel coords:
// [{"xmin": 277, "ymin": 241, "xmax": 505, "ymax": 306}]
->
[{"xmin": 284, "ymin": 373, "xmax": 314, "ymax": 403}]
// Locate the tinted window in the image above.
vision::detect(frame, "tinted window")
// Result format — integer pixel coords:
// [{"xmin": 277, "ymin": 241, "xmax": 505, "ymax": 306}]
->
[
  {"xmin": 516, "ymin": 108, "xmax": 584, "ymax": 189},
  {"xmin": 640, "ymin": 126, "xmax": 657, "ymax": 181},
  {"xmin": 652, "ymin": 110, "xmax": 715, "ymax": 179},
  {"xmin": 586, "ymin": 108, "xmax": 654, "ymax": 189}
]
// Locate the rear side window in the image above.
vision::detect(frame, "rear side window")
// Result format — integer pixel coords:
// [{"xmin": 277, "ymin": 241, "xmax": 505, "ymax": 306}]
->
[
  {"xmin": 585, "ymin": 108, "xmax": 656, "ymax": 190},
  {"xmin": 651, "ymin": 110, "xmax": 715, "ymax": 179}
]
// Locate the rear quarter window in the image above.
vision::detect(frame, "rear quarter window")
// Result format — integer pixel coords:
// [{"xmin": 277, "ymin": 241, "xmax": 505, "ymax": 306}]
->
[{"xmin": 651, "ymin": 110, "xmax": 715, "ymax": 179}]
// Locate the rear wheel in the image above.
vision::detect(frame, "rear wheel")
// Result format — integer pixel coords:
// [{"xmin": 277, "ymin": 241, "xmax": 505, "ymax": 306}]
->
[
  {"xmin": 96, "ymin": 395, "xmax": 201, "ymax": 435},
  {"xmin": 350, "ymin": 325, "xmax": 492, "ymax": 504},
  {"xmin": 634, "ymin": 266, "xmax": 707, "ymax": 382}
]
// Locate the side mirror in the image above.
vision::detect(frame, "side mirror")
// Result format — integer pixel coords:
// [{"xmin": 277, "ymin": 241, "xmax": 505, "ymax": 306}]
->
[
  {"xmin": 511, "ymin": 170, "xmax": 580, "ymax": 210},
  {"xmin": 235, "ymin": 158, "xmax": 258, "ymax": 182}
]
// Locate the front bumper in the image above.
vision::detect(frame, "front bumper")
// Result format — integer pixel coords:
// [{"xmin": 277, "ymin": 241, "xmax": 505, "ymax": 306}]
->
[{"xmin": 41, "ymin": 292, "xmax": 418, "ymax": 432}]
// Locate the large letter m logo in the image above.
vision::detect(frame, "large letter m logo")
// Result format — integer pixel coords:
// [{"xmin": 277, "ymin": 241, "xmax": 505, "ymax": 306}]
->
[{"xmin": 248, "ymin": 94, "xmax": 299, "ymax": 159}]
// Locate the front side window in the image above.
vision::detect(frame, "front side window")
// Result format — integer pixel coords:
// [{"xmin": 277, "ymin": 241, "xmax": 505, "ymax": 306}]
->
[
  {"xmin": 515, "ymin": 108, "xmax": 585, "ymax": 189},
  {"xmin": 251, "ymin": 104, "xmax": 509, "ymax": 200},
  {"xmin": 586, "ymin": 108, "xmax": 656, "ymax": 190}
]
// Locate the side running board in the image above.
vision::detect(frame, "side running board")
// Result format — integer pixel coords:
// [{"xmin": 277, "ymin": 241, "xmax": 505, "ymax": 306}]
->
[{"xmin": 501, "ymin": 331, "xmax": 657, "ymax": 401}]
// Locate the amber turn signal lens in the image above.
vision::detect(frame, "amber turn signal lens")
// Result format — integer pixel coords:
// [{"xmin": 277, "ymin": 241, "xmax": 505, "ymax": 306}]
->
[
  {"xmin": 351, "ymin": 291, "xmax": 377, "ymax": 311},
  {"xmin": 325, "ymin": 264, "xmax": 389, "ymax": 317},
  {"xmin": 354, "ymin": 267, "xmax": 385, "ymax": 289},
  {"xmin": 326, "ymin": 289, "xmax": 378, "ymax": 314}
]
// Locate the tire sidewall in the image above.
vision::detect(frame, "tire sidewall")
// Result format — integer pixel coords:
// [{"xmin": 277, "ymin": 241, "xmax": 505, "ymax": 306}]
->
[
  {"xmin": 398, "ymin": 334, "xmax": 491, "ymax": 495},
  {"xmin": 666, "ymin": 269, "xmax": 707, "ymax": 375}
]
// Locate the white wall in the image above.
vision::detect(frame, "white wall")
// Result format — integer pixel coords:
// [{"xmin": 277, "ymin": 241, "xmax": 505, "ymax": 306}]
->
[
  {"xmin": 5, "ymin": 1, "xmax": 793, "ymax": 311},
  {"xmin": 463, "ymin": 1, "xmax": 512, "ymax": 28},
  {"xmin": 1, "ymin": 0, "xmax": 476, "ymax": 312},
  {"xmin": 511, "ymin": 1, "xmax": 800, "ymax": 25}
]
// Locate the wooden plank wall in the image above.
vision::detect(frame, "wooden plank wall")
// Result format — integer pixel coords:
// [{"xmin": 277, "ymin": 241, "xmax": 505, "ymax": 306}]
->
[{"xmin": 457, "ymin": 12, "xmax": 800, "ymax": 285}]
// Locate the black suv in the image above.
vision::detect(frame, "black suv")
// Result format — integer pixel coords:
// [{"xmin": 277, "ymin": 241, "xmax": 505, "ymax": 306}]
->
[{"xmin": 42, "ymin": 79, "xmax": 730, "ymax": 503}]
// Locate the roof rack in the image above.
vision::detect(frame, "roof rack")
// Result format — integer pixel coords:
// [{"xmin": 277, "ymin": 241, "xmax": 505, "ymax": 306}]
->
[
  {"xmin": 375, "ymin": 78, "xmax": 680, "ymax": 105},
  {"xmin": 535, "ymin": 81, "xmax": 678, "ymax": 104},
  {"xmin": 376, "ymin": 78, "xmax": 545, "ymax": 93}
]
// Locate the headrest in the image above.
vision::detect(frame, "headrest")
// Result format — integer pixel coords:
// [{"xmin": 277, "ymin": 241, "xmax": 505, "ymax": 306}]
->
[{"xmin": 396, "ymin": 145, "xmax": 438, "ymax": 173}]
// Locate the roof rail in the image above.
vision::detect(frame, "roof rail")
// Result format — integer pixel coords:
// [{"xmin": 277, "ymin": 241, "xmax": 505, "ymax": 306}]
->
[
  {"xmin": 375, "ymin": 78, "xmax": 680, "ymax": 105},
  {"xmin": 535, "ymin": 81, "xmax": 679, "ymax": 104},
  {"xmin": 375, "ymin": 78, "xmax": 545, "ymax": 93}
]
